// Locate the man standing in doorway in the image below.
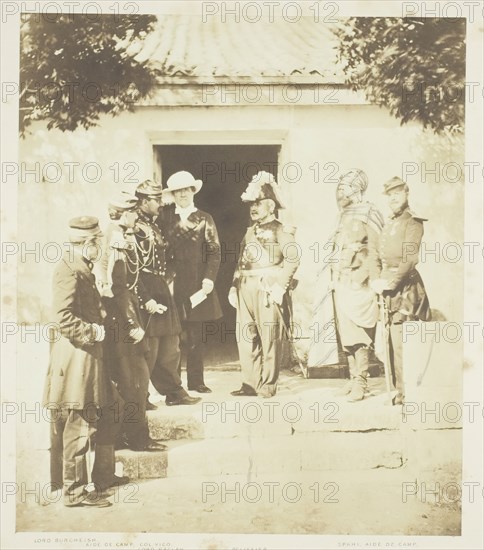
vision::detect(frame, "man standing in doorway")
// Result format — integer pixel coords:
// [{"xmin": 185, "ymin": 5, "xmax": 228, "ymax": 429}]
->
[
  {"xmin": 160, "ymin": 171, "xmax": 223, "ymax": 393},
  {"xmin": 228, "ymin": 171, "xmax": 299, "ymax": 398}
]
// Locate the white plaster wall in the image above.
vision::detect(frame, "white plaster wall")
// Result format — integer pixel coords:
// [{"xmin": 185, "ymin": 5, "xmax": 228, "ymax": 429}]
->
[{"xmin": 17, "ymin": 103, "xmax": 464, "ymax": 325}]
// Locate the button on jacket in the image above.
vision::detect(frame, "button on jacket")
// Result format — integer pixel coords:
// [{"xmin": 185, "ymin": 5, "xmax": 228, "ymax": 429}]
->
[{"xmin": 134, "ymin": 211, "xmax": 181, "ymax": 336}]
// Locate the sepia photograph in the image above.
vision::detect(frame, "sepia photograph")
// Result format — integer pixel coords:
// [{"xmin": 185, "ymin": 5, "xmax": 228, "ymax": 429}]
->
[{"xmin": 1, "ymin": 1, "xmax": 483, "ymax": 548}]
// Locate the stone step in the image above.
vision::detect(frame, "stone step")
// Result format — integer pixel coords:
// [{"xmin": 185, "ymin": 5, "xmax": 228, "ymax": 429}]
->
[
  {"xmin": 21, "ymin": 427, "xmax": 462, "ymax": 486},
  {"xmin": 146, "ymin": 388, "xmax": 403, "ymax": 441},
  {"xmin": 18, "ymin": 446, "xmax": 169, "ymax": 486},
  {"xmin": 126, "ymin": 424, "xmax": 444, "ymax": 480},
  {"xmin": 165, "ymin": 431, "xmax": 404, "ymax": 478},
  {"xmin": 307, "ymin": 361, "xmax": 383, "ymax": 379},
  {"xmin": 115, "ymin": 448, "xmax": 167, "ymax": 479}
]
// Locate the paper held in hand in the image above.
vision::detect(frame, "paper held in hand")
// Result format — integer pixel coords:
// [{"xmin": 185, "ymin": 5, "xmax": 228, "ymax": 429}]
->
[{"xmin": 190, "ymin": 289, "xmax": 207, "ymax": 309}]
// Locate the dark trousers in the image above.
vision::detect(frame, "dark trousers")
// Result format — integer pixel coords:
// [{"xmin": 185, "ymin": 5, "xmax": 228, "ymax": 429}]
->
[
  {"xmin": 389, "ymin": 322, "xmax": 404, "ymax": 395},
  {"xmin": 115, "ymin": 354, "xmax": 150, "ymax": 449},
  {"xmin": 49, "ymin": 408, "xmax": 97, "ymax": 506},
  {"xmin": 49, "ymin": 394, "xmax": 123, "ymax": 504},
  {"xmin": 145, "ymin": 334, "xmax": 186, "ymax": 399},
  {"xmin": 182, "ymin": 321, "xmax": 206, "ymax": 388}
]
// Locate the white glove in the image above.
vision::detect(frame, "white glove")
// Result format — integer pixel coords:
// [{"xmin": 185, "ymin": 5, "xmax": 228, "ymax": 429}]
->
[
  {"xmin": 145, "ymin": 299, "xmax": 158, "ymax": 314},
  {"xmin": 202, "ymin": 278, "xmax": 214, "ymax": 295},
  {"xmin": 92, "ymin": 323, "xmax": 105, "ymax": 342},
  {"xmin": 228, "ymin": 287, "xmax": 238, "ymax": 308},
  {"xmin": 370, "ymin": 279, "xmax": 391, "ymax": 294},
  {"xmin": 155, "ymin": 303, "xmax": 168, "ymax": 314},
  {"xmin": 128, "ymin": 326, "xmax": 145, "ymax": 344},
  {"xmin": 269, "ymin": 283, "xmax": 285, "ymax": 306}
]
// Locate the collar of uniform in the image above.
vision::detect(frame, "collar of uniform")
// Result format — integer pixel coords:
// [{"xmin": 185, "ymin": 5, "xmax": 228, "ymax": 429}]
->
[
  {"xmin": 137, "ymin": 209, "xmax": 156, "ymax": 225},
  {"xmin": 65, "ymin": 249, "xmax": 94, "ymax": 272},
  {"xmin": 254, "ymin": 216, "xmax": 277, "ymax": 229},
  {"xmin": 83, "ymin": 258, "xmax": 94, "ymax": 271},
  {"xmin": 78, "ymin": 251, "xmax": 94, "ymax": 270}
]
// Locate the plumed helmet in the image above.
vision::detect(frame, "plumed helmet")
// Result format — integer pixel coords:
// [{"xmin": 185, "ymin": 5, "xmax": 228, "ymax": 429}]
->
[{"xmin": 241, "ymin": 171, "xmax": 285, "ymax": 209}]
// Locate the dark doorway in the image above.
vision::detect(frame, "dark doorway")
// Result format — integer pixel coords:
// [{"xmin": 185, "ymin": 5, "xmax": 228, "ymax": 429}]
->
[{"xmin": 154, "ymin": 144, "xmax": 280, "ymax": 366}]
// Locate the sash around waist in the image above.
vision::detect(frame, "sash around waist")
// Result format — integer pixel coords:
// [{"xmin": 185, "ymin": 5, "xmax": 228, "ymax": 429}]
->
[{"xmin": 141, "ymin": 267, "xmax": 166, "ymax": 276}]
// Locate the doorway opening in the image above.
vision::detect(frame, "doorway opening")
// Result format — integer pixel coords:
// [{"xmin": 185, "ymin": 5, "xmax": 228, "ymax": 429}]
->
[{"xmin": 154, "ymin": 144, "xmax": 280, "ymax": 366}]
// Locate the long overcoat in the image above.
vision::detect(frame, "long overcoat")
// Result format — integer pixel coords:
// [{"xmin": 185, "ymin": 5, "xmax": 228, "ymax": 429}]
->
[
  {"xmin": 160, "ymin": 206, "xmax": 223, "ymax": 323},
  {"xmin": 43, "ymin": 252, "xmax": 111, "ymax": 410}
]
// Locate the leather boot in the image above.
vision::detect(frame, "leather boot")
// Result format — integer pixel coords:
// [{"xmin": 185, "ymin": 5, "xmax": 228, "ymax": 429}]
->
[
  {"xmin": 336, "ymin": 355, "xmax": 356, "ymax": 395},
  {"xmin": 347, "ymin": 347, "xmax": 369, "ymax": 402}
]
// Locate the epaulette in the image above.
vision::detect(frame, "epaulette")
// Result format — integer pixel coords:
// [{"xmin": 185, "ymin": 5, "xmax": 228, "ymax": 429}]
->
[
  {"xmin": 408, "ymin": 208, "xmax": 428, "ymax": 222},
  {"xmin": 134, "ymin": 221, "xmax": 150, "ymax": 239}
]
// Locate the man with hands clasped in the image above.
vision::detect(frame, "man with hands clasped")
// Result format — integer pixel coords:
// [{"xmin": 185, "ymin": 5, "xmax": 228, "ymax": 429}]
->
[{"xmin": 229, "ymin": 171, "xmax": 299, "ymax": 399}]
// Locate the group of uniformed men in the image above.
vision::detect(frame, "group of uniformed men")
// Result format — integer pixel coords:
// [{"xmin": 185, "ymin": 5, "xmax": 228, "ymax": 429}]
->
[
  {"xmin": 330, "ymin": 170, "xmax": 431, "ymax": 404},
  {"xmin": 43, "ymin": 168, "xmax": 429, "ymax": 507}
]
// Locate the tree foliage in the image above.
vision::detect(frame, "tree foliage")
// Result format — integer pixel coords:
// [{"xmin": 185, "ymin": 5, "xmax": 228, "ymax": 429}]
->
[
  {"xmin": 333, "ymin": 18, "xmax": 466, "ymax": 134},
  {"xmin": 20, "ymin": 14, "xmax": 159, "ymax": 136}
]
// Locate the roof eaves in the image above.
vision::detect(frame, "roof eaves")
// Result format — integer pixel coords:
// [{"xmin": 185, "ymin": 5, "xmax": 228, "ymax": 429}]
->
[{"xmin": 154, "ymin": 74, "xmax": 347, "ymax": 85}]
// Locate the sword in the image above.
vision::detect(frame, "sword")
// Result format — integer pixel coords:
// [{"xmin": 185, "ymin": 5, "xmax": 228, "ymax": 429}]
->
[
  {"xmin": 263, "ymin": 284, "xmax": 309, "ymax": 379},
  {"xmin": 378, "ymin": 293, "xmax": 393, "ymax": 405}
]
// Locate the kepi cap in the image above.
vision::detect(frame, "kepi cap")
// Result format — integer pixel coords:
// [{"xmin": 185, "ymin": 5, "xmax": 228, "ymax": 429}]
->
[
  {"xmin": 108, "ymin": 193, "xmax": 138, "ymax": 211},
  {"xmin": 68, "ymin": 216, "xmax": 103, "ymax": 243},
  {"xmin": 135, "ymin": 179, "xmax": 163, "ymax": 197},
  {"xmin": 383, "ymin": 176, "xmax": 407, "ymax": 194}
]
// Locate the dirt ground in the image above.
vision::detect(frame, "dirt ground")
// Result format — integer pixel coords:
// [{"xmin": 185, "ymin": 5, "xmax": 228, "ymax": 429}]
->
[
  {"xmin": 11, "ymin": 342, "xmax": 463, "ymax": 544},
  {"xmin": 16, "ymin": 468, "xmax": 461, "ymax": 536}
]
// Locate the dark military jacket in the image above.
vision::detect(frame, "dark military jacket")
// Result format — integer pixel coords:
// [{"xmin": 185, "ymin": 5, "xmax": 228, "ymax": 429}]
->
[
  {"xmin": 134, "ymin": 210, "xmax": 181, "ymax": 336},
  {"xmin": 160, "ymin": 205, "xmax": 222, "ymax": 323},
  {"xmin": 369, "ymin": 207, "xmax": 431, "ymax": 322},
  {"xmin": 233, "ymin": 219, "xmax": 299, "ymax": 291},
  {"xmin": 43, "ymin": 251, "xmax": 111, "ymax": 409},
  {"xmin": 104, "ymin": 230, "xmax": 149, "ymax": 357}
]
